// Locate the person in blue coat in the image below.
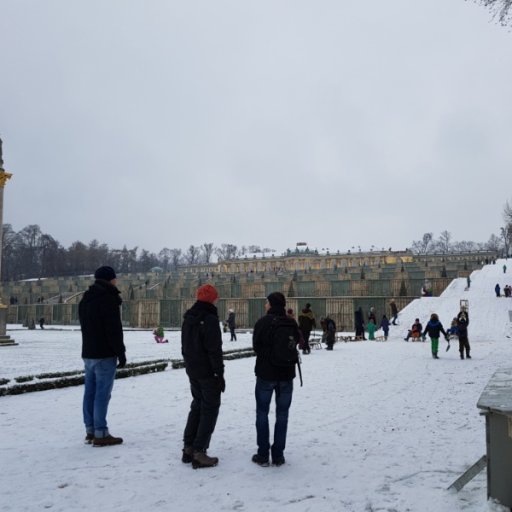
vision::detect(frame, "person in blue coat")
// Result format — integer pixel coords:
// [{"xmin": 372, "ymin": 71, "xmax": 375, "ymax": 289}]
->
[
  {"xmin": 422, "ymin": 313, "xmax": 448, "ymax": 359},
  {"xmin": 495, "ymin": 283, "xmax": 501, "ymax": 297},
  {"xmin": 380, "ymin": 315, "xmax": 390, "ymax": 340}
]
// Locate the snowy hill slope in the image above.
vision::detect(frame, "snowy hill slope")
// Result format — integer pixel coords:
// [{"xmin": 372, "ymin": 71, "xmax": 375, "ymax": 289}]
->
[{"xmin": 397, "ymin": 259, "xmax": 512, "ymax": 342}]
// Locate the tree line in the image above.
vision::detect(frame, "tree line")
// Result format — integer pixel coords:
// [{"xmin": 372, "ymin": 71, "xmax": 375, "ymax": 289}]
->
[
  {"xmin": 0, "ymin": 224, "xmax": 274, "ymax": 281},
  {"xmin": 3, "ymin": 199, "xmax": 511, "ymax": 281},
  {"xmin": 410, "ymin": 201, "xmax": 512, "ymax": 256}
]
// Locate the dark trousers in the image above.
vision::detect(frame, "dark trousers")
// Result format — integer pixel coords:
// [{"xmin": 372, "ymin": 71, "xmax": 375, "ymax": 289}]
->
[
  {"xmin": 300, "ymin": 329, "xmax": 311, "ymax": 353},
  {"xmin": 458, "ymin": 335, "xmax": 470, "ymax": 357},
  {"xmin": 183, "ymin": 377, "xmax": 221, "ymax": 452},
  {"xmin": 229, "ymin": 327, "xmax": 237, "ymax": 341},
  {"xmin": 255, "ymin": 377, "xmax": 293, "ymax": 460}
]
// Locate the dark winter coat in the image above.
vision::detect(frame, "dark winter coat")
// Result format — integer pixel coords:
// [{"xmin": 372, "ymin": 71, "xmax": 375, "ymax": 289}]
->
[
  {"xmin": 390, "ymin": 302, "xmax": 398, "ymax": 316},
  {"xmin": 355, "ymin": 307, "xmax": 365, "ymax": 336},
  {"xmin": 298, "ymin": 308, "xmax": 316, "ymax": 333},
  {"xmin": 253, "ymin": 306, "xmax": 296, "ymax": 381},
  {"xmin": 380, "ymin": 317, "xmax": 390, "ymax": 333},
  {"xmin": 423, "ymin": 320, "xmax": 448, "ymax": 339},
  {"xmin": 227, "ymin": 312, "xmax": 236, "ymax": 330},
  {"xmin": 456, "ymin": 311, "xmax": 469, "ymax": 339},
  {"xmin": 79, "ymin": 280, "xmax": 125, "ymax": 359},
  {"xmin": 325, "ymin": 318, "xmax": 336, "ymax": 344},
  {"xmin": 182, "ymin": 301, "xmax": 224, "ymax": 379}
]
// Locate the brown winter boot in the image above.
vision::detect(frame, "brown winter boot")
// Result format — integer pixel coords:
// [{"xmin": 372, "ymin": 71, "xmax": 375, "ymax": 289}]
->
[
  {"xmin": 182, "ymin": 446, "xmax": 194, "ymax": 463},
  {"xmin": 192, "ymin": 451, "xmax": 219, "ymax": 469},
  {"xmin": 92, "ymin": 434, "xmax": 123, "ymax": 447}
]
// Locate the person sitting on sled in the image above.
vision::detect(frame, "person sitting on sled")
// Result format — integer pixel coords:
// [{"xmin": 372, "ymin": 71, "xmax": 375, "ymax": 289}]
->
[{"xmin": 153, "ymin": 326, "xmax": 168, "ymax": 343}]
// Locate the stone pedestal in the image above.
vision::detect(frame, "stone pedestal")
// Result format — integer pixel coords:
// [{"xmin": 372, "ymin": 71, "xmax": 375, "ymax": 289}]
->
[{"xmin": 0, "ymin": 304, "xmax": 16, "ymax": 346}]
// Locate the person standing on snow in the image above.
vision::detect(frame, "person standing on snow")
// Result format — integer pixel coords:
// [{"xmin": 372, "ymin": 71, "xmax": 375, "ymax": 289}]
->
[
  {"xmin": 298, "ymin": 303, "xmax": 316, "ymax": 355},
  {"xmin": 355, "ymin": 307, "xmax": 366, "ymax": 339},
  {"xmin": 367, "ymin": 317, "xmax": 377, "ymax": 340},
  {"xmin": 422, "ymin": 313, "xmax": 449, "ymax": 359},
  {"xmin": 456, "ymin": 309, "xmax": 471, "ymax": 359},
  {"xmin": 495, "ymin": 283, "xmax": 501, "ymax": 297},
  {"xmin": 380, "ymin": 315, "xmax": 390, "ymax": 340},
  {"xmin": 181, "ymin": 284, "xmax": 225, "ymax": 469},
  {"xmin": 252, "ymin": 292, "xmax": 298, "ymax": 467},
  {"xmin": 324, "ymin": 315, "xmax": 336, "ymax": 350},
  {"xmin": 226, "ymin": 309, "xmax": 237, "ymax": 341},
  {"xmin": 79, "ymin": 266, "xmax": 126, "ymax": 447}
]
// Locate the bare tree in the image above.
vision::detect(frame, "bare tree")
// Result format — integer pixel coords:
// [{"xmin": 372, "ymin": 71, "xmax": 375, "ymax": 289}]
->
[
  {"xmin": 215, "ymin": 243, "xmax": 239, "ymax": 261},
  {"xmin": 201, "ymin": 243, "xmax": 215, "ymax": 263},
  {"xmin": 410, "ymin": 233, "xmax": 434, "ymax": 255},
  {"xmin": 470, "ymin": 0, "xmax": 512, "ymax": 24},
  {"xmin": 437, "ymin": 231, "xmax": 452, "ymax": 253},
  {"xmin": 486, "ymin": 234, "xmax": 503, "ymax": 252},
  {"xmin": 185, "ymin": 245, "xmax": 200, "ymax": 265},
  {"xmin": 169, "ymin": 248, "xmax": 182, "ymax": 271}
]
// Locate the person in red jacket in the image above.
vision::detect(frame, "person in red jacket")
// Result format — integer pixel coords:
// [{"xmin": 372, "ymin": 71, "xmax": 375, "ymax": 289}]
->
[{"xmin": 181, "ymin": 284, "xmax": 224, "ymax": 469}]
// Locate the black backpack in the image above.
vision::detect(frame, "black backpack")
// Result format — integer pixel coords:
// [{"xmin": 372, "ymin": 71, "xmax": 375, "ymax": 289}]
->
[{"xmin": 268, "ymin": 316, "xmax": 303, "ymax": 385}]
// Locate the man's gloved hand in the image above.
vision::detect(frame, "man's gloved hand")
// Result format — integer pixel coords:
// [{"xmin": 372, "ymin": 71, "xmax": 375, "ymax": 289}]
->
[
  {"xmin": 215, "ymin": 374, "xmax": 226, "ymax": 393},
  {"xmin": 117, "ymin": 354, "xmax": 127, "ymax": 369}
]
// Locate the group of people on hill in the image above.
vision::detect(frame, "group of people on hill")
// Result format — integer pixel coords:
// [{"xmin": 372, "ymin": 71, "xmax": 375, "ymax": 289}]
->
[
  {"xmin": 404, "ymin": 309, "xmax": 471, "ymax": 360},
  {"xmin": 495, "ymin": 283, "xmax": 512, "ymax": 297}
]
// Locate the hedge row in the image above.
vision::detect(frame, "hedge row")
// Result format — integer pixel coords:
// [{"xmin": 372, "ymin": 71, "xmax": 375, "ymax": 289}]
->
[
  {"xmin": 0, "ymin": 360, "xmax": 169, "ymax": 397},
  {"xmin": 171, "ymin": 348, "xmax": 255, "ymax": 369}
]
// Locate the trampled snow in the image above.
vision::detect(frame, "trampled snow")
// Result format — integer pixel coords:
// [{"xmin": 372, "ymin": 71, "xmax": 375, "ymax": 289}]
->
[{"xmin": 1, "ymin": 261, "xmax": 512, "ymax": 511}]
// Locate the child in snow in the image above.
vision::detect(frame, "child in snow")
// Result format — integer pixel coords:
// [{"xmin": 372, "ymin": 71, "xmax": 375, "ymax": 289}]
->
[
  {"xmin": 153, "ymin": 326, "xmax": 168, "ymax": 343},
  {"xmin": 380, "ymin": 315, "xmax": 390, "ymax": 340},
  {"xmin": 446, "ymin": 318, "xmax": 459, "ymax": 338},
  {"xmin": 422, "ymin": 313, "xmax": 448, "ymax": 359},
  {"xmin": 367, "ymin": 318, "xmax": 377, "ymax": 340},
  {"xmin": 404, "ymin": 319, "xmax": 423, "ymax": 341}
]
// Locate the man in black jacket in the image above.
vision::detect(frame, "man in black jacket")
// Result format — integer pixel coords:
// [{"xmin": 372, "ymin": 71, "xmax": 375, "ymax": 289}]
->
[
  {"xmin": 252, "ymin": 292, "xmax": 297, "ymax": 467},
  {"xmin": 79, "ymin": 266, "xmax": 126, "ymax": 447},
  {"xmin": 181, "ymin": 284, "xmax": 224, "ymax": 469}
]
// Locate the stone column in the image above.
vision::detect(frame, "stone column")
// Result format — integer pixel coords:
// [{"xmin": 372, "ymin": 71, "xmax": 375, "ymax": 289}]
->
[{"xmin": 0, "ymin": 137, "xmax": 16, "ymax": 345}]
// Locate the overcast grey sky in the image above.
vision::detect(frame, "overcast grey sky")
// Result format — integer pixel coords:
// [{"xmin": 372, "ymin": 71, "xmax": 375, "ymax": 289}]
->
[{"xmin": 0, "ymin": 0, "xmax": 510, "ymax": 255}]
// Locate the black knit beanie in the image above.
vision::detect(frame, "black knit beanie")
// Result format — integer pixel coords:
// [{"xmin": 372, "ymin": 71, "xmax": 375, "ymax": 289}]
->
[{"xmin": 267, "ymin": 292, "xmax": 286, "ymax": 309}]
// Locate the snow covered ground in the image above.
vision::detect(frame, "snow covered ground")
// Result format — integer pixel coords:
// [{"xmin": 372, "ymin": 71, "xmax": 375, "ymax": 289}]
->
[{"xmin": 1, "ymin": 260, "xmax": 512, "ymax": 512}]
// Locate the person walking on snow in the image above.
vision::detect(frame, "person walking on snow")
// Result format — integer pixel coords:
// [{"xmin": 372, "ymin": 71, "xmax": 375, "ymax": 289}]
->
[
  {"xmin": 380, "ymin": 315, "xmax": 390, "ymax": 340},
  {"xmin": 389, "ymin": 299, "xmax": 399, "ymax": 325},
  {"xmin": 422, "ymin": 313, "xmax": 449, "ymax": 359},
  {"xmin": 504, "ymin": 264, "xmax": 507, "ymax": 274},
  {"xmin": 495, "ymin": 283, "xmax": 501, "ymax": 297}
]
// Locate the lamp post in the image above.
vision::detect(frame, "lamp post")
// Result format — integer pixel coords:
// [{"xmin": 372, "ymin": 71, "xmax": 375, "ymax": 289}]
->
[{"xmin": 0, "ymin": 137, "xmax": 16, "ymax": 345}]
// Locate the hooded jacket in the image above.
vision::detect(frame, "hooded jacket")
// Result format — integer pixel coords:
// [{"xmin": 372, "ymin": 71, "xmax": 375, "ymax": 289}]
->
[
  {"xmin": 181, "ymin": 301, "xmax": 224, "ymax": 379},
  {"xmin": 79, "ymin": 279, "xmax": 125, "ymax": 359},
  {"xmin": 298, "ymin": 308, "xmax": 316, "ymax": 333}
]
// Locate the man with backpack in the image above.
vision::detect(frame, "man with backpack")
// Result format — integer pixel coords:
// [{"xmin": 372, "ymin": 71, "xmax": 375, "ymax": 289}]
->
[{"xmin": 252, "ymin": 292, "xmax": 300, "ymax": 467}]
